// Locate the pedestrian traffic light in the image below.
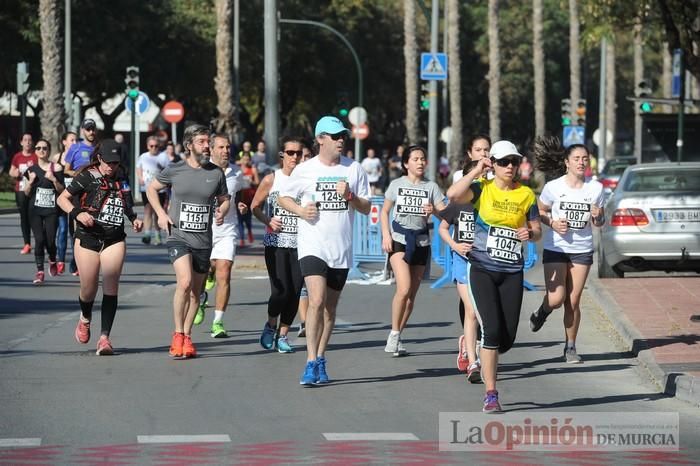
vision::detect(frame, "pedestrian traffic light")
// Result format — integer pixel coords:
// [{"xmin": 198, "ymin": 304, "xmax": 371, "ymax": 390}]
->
[
  {"xmin": 636, "ymin": 79, "xmax": 653, "ymax": 113},
  {"xmin": 125, "ymin": 66, "xmax": 140, "ymax": 100},
  {"xmin": 337, "ymin": 91, "xmax": 350, "ymax": 117},
  {"xmin": 421, "ymin": 83, "xmax": 430, "ymax": 110},
  {"xmin": 561, "ymin": 98, "xmax": 572, "ymax": 126},
  {"xmin": 575, "ymin": 99, "xmax": 586, "ymax": 126},
  {"xmin": 16, "ymin": 62, "xmax": 29, "ymax": 95}
]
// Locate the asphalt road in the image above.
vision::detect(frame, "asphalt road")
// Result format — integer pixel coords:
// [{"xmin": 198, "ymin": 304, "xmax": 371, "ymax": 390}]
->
[{"xmin": 1, "ymin": 211, "xmax": 699, "ymax": 465}]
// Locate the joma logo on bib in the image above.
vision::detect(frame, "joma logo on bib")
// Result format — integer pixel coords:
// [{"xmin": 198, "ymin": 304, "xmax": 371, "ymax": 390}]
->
[
  {"xmin": 34, "ymin": 187, "xmax": 55, "ymax": 208},
  {"xmin": 486, "ymin": 226, "xmax": 522, "ymax": 264},
  {"xmin": 98, "ymin": 197, "xmax": 124, "ymax": 226},
  {"xmin": 457, "ymin": 211, "xmax": 475, "ymax": 243},
  {"xmin": 396, "ymin": 187, "xmax": 428, "ymax": 215},
  {"xmin": 559, "ymin": 201, "xmax": 591, "ymax": 230},
  {"xmin": 315, "ymin": 180, "xmax": 348, "ymax": 211},
  {"xmin": 179, "ymin": 202, "xmax": 210, "ymax": 232}
]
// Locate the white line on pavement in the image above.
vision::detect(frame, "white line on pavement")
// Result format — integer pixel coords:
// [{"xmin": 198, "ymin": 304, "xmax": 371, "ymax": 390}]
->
[
  {"xmin": 323, "ymin": 433, "xmax": 419, "ymax": 441},
  {"xmin": 241, "ymin": 275, "xmax": 269, "ymax": 280},
  {"xmin": 136, "ymin": 435, "xmax": 231, "ymax": 444},
  {"xmin": 0, "ymin": 438, "xmax": 42, "ymax": 447}
]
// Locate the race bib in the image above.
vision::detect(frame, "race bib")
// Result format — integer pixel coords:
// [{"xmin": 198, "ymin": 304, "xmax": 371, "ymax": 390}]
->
[
  {"xmin": 34, "ymin": 187, "xmax": 55, "ymax": 208},
  {"xmin": 64, "ymin": 177, "xmax": 73, "ymax": 189},
  {"xmin": 486, "ymin": 226, "xmax": 522, "ymax": 264},
  {"xmin": 457, "ymin": 211, "xmax": 475, "ymax": 243},
  {"xmin": 97, "ymin": 196, "xmax": 124, "ymax": 226},
  {"xmin": 274, "ymin": 205, "xmax": 298, "ymax": 234},
  {"xmin": 559, "ymin": 201, "xmax": 591, "ymax": 230},
  {"xmin": 396, "ymin": 187, "xmax": 428, "ymax": 215},
  {"xmin": 179, "ymin": 202, "xmax": 210, "ymax": 232},
  {"xmin": 315, "ymin": 179, "xmax": 348, "ymax": 211}
]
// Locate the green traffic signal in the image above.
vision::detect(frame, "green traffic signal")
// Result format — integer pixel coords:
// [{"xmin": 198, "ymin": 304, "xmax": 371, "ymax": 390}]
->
[
  {"xmin": 640, "ymin": 101, "xmax": 653, "ymax": 113},
  {"xmin": 127, "ymin": 89, "xmax": 139, "ymax": 100},
  {"xmin": 339, "ymin": 108, "xmax": 349, "ymax": 117},
  {"xmin": 561, "ymin": 117, "xmax": 572, "ymax": 126},
  {"xmin": 421, "ymin": 99, "xmax": 430, "ymax": 110}
]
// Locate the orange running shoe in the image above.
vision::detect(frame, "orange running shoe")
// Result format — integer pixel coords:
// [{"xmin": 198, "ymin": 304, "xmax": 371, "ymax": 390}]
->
[
  {"xmin": 169, "ymin": 332, "xmax": 184, "ymax": 358},
  {"xmin": 20, "ymin": 244, "xmax": 31, "ymax": 255},
  {"xmin": 183, "ymin": 335, "xmax": 197, "ymax": 358},
  {"xmin": 75, "ymin": 318, "xmax": 91, "ymax": 344},
  {"xmin": 96, "ymin": 335, "xmax": 114, "ymax": 356}
]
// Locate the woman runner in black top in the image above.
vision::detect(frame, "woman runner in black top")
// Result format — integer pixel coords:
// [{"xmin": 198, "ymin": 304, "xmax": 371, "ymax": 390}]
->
[
  {"xmin": 57, "ymin": 139, "xmax": 143, "ymax": 355},
  {"xmin": 24, "ymin": 138, "xmax": 65, "ymax": 284}
]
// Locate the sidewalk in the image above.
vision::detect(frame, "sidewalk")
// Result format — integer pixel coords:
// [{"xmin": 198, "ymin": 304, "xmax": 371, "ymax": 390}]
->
[{"xmin": 588, "ymin": 274, "xmax": 700, "ymax": 407}]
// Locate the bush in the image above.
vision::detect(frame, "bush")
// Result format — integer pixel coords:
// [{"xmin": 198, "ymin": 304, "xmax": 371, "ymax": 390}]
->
[{"xmin": 0, "ymin": 173, "xmax": 15, "ymax": 192}]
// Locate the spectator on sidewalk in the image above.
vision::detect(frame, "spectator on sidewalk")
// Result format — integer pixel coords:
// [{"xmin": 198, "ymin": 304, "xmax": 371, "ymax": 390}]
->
[
  {"xmin": 9, "ymin": 132, "xmax": 38, "ymax": 255},
  {"xmin": 361, "ymin": 147, "xmax": 383, "ymax": 195}
]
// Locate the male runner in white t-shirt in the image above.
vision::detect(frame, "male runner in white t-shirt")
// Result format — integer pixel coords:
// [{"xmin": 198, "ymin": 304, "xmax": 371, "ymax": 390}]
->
[{"xmin": 279, "ymin": 116, "xmax": 371, "ymax": 386}]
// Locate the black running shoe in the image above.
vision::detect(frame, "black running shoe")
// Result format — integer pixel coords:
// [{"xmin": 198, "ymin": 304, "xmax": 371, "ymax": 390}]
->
[{"xmin": 529, "ymin": 307, "xmax": 550, "ymax": 332}]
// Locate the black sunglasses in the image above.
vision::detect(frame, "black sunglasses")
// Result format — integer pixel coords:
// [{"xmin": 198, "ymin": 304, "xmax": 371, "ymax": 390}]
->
[
  {"xmin": 35, "ymin": 146, "xmax": 49, "ymax": 151},
  {"xmin": 282, "ymin": 150, "xmax": 303, "ymax": 157},
  {"xmin": 492, "ymin": 157, "xmax": 520, "ymax": 167},
  {"xmin": 326, "ymin": 133, "xmax": 347, "ymax": 141}
]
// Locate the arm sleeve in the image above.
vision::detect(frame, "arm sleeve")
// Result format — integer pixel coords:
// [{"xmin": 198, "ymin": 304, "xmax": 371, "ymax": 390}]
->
[
  {"xmin": 430, "ymin": 182, "xmax": 444, "ymax": 206},
  {"xmin": 279, "ymin": 171, "xmax": 305, "ymax": 199},
  {"xmin": 11, "ymin": 154, "xmax": 19, "ymax": 169},
  {"xmin": 67, "ymin": 170, "xmax": 89, "ymax": 196},
  {"xmin": 438, "ymin": 203, "xmax": 457, "ymax": 224},
  {"xmin": 594, "ymin": 184, "xmax": 605, "ymax": 207},
  {"xmin": 470, "ymin": 182, "xmax": 482, "ymax": 204},
  {"xmin": 526, "ymin": 198, "xmax": 539, "ymax": 221},
  {"xmin": 64, "ymin": 146, "xmax": 76, "ymax": 168},
  {"xmin": 155, "ymin": 165, "xmax": 173, "ymax": 186},
  {"xmin": 216, "ymin": 171, "xmax": 229, "ymax": 198},
  {"xmin": 354, "ymin": 163, "xmax": 371, "ymax": 200},
  {"xmin": 384, "ymin": 179, "xmax": 397, "ymax": 202},
  {"xmin": 539, "ymin": 182, "xmax": 554, "ymax": 207}
]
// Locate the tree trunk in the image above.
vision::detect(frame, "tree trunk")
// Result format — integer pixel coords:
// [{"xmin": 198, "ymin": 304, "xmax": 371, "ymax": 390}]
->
[
  {"xmin": 662, "ymin": 42, "xmax": 673, "ymax": 113},
  {"xmin": 569, "ymin": 0, "xmax": 581, "ymax": 104},
  {"xmin": 533, "ymin": 0, "xmax": 545, "ymax": 137},
  {"xmin": 38, "ymin": 0, "xmax": 66, "ymax": 150},
  {"xmin": 488, "ymin": 0, "xmax": 501, "ymax": 141},
  {"xmin": 403, "ymin": 0, "xmax": 419, "ymax": 144},
  {"xmin": 214, "ymin": 0, "xmax": 236, "ymax": 138},
  {"xmin": 605, "ymin": 38, "xmax": 616, "ymax": 159},
  {"xmin": 447, "ymin": 0, "xmax": 462, "ymax": 168},
  {"xmin": 633, "ymin": 20, "xmax": 643, "ymax": 161}
]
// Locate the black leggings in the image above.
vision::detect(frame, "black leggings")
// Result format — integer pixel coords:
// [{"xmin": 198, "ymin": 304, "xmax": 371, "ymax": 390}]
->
[
  {"xmin": 469, "ymin": 267, "xmax": 523, "ymax": 354},
  {"xmin": 264, "ymin": 246, "xmax": 303, "ymax": 326},
  {"xmin": 30, "ymin": 212, "xmax": 58, "ymax": 270},
  {"xmin": 15, "ymin": 191, "xmax": 32, "ymax": 245}
]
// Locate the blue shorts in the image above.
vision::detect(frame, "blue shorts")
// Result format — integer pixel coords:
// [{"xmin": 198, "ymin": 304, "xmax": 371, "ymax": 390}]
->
[{"xmin": 452, "ymin": 251, "xmax": 471, "ymax": 285}]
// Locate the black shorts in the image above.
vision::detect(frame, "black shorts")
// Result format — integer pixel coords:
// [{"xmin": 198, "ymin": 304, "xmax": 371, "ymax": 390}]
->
[
  {"xmin": 75, "ymin": 230, "xmax": 125, "ymax": 253},
  {"xmin": 542, "ymin": 249, "xmax": 594, "ymax": 266},
  {"xmin": 299, "ymin": 256, "xmax": 349, "ymax": 291},
  {"xmin": 389, "ymin": 241, "xmax": 431, "ymax": 266},
  {"xmin": 142, "ymin": 191, "xmax": 167, "ymax": 209},
  {"xmin": 167, "ymin": 239, "xmax": 212, "ymax": 274}
]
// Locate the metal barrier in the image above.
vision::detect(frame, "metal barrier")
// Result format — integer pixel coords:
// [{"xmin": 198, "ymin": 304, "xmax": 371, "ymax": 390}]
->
[{"xmin": 349, "ymin": 196, "xmax": 386, "ymax": 280}]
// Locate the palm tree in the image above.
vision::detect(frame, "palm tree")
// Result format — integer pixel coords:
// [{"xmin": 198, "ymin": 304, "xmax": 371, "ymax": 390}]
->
[
  {"xmin": 569, "ymin": 0, "xmax": 581, "ymax": 105},
  {"xmin": 403, "ymin": 0, "xmax": 419, "ymax": 144},
  {"xmin": 533, "ymin": 0, "xmax": 545, "ymax": 137},
  {"xmin": 605, "ymin": 38, "xmax": 616, "ymax": 159},
  {"xmin": 662, "ymin": 42, "xmax": 672, "ymax": 113},
  {"xmin": 214, "ymin": 0, "xmax": 236, "ymax": 138},
  {"xmin": 38, "ymin": 0, "xmax": 66, "ymax": 150},
  {"xmin": 447, "ymin": 0, "xmax": 462, "ymax": 167},
  {"xmin": 488, "ymin": 0, "xmax": 501, "ymax": 141},
  {"xmin": 633, "ymin": 19, "xmax": 643, "ymax": 160}
]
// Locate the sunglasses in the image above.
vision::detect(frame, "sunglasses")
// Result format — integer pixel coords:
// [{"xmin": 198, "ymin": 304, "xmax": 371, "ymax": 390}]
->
[
  {"xmin": 35, "ymin": 146, "xmax": 49, "ymax": 151},
  {"xmin": 326, "ymin": 133, "xmax": 347, "ymax": 141},
  {"xmin": 283, "ymin": 150, "xmax": 303, "ymax": 157},
  {"xmin": 492, "ymin": 157, "xmax": 520, "ymax": 167}
]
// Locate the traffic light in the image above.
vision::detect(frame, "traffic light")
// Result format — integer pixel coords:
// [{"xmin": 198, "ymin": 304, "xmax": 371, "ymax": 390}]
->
[
  {"xmin": 636, "ymin": 79, "xmax": 653, "ymax": 113},
  {"xmin": 561, "ymin": 98, "xmax": 572, "ymax": 126},
  {"xmin": 421, "ymin": 83, "xmax": 430, "ymax": 110},
  {"xmin": 575, "ymin": 99, "xmax": 587, "ymax": 126},
  {"xmin": 16, "ymin": 62, "xmax": 29, "ymax": 95},
  {"xmin": 125, "ymin": 66, "xmax": 140, "ymax": 100},
  {"xmin": 337, "ymin": 91, "xmax": 350, "ymax": 117}
]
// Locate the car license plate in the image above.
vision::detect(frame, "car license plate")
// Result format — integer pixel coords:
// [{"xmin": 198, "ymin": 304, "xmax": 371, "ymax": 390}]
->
[{"xmin": 653, "ymin": 209, "xmax": 700, "ymax": 222}]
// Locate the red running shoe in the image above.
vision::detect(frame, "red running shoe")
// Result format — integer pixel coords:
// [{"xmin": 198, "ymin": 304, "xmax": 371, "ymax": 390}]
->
[
  {"xmin": 183, "ymin": 335, "xmax": 197, "ymax": 358},
  {"xmin": 248, "ymin": 231, "xmax": 254, "ymax": 244},
  {"xmin": 48, "ymin": 261, "xmax": 58, "ymax": 277},
  {"xmin": 96, "ymin": 335, "xmax": 114, "ymax": 355},
  {"xmin": 33, "ymin": 271, "xmax": 45, "ymax": 284},
  {"xmin": 56, "ymin": 262, "xmax": 65, "ymax": 275},
  {"xmin": 457, "ymin": 335, "xmax": 469, "ymax": 372},
  {"xmin": 169, "ymin": 332, "xmax": 184, "ymax": 358},
  {"xmin": 75, "ymin": 318, "xmax": 91, "ymax": 344},
  {"xmin": 20, "ymin": 244, "xmax": 31, "ymax": 254}
]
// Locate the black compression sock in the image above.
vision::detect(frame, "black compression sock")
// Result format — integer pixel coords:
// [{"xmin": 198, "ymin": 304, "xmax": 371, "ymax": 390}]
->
[
  {"xmin": 101, "ymin": 294, "xmax": 118, "ymax": 336},
  {"xmin": 79, "ymin": 297, "xmax": 94, "ymax": 321}
]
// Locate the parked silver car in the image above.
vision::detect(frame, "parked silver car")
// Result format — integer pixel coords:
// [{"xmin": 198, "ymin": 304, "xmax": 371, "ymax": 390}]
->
[{"xmin": 598, "ymin": 162, "xmax": 700, "ymax": 278}]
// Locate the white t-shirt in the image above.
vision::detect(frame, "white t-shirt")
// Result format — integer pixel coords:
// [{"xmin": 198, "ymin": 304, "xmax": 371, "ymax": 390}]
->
[
  {"xmin": 361, "ymin": 157, "xmax": 382, "ymax": 183},
  {"xmin": 137, "ymin": 152, "xmax": 170, "ymax": 192},
  {"xmin": 212, "ymin": 163, "xmax": 245, "ymax": 239},
  {"xmin": 280, "ymin": 156, "xmax": 370, "ymax": 268},
  {"xmin": 539, "ymin": 175, "xmax": 604, "ymax": 253}
]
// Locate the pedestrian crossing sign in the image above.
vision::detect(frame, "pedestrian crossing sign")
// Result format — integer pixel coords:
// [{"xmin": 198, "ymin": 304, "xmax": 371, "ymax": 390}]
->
[
  {"xmin": 420, "ymin": 53, "xmax": 448, "ymax": 81},
  {"xmin": 563, "ymin": 125, "xmax": 585, "ymax": 148}
]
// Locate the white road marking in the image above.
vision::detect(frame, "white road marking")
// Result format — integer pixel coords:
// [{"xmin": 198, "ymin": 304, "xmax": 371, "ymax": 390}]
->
[
  {"xmin": 0, "ymin": 438, "xmax": 42, "ymax": 447},
  {"xmin": 241, "ymin": 275, "xmax": 269, "ymax": 280},
  {"xmin": 323, "ymin": 433, "xmax": 419, "ymax": 441},
  {"xmin": 137, "ymin": 435, "xmax": 231, "ymax": 444}
]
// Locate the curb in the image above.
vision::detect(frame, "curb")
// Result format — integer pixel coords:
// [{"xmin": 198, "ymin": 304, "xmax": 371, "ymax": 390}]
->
[
  {"xmin": 0, "ymin": 207, "xmax": 18, "ymax": 215},
  {"xmin": 587, "ymin": 275, "xmax": 700, "ymax": 407}
]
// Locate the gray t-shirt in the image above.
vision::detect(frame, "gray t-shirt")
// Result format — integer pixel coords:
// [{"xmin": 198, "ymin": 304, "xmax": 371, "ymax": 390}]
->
[
  {"xmin": 385, "ymin": 176, "xmax": 443, "ymax": 246},
  {"xmin": 156, "ymin": 161, "xmax": 228, "ymax": 249}
]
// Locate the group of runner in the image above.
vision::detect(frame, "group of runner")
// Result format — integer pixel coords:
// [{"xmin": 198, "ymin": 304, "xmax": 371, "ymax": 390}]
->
[{"xmin": 10, "ymin": 116, "xmax": 604, "ymax": 413}]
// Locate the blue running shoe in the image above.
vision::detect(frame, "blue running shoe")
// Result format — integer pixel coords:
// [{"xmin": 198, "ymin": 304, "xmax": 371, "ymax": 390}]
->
[
  {"xmin": 299, "ymin": 360, "xmax": 318, "ymax": 385},
  {"xmin": 277, "ymin": 335, "xmax": 294, "ymax": 353},
  {"xmin": 260, "ymin": 322, "xmax": 276, "ymax": 350},
  {"xmin": 315, "ymin": 356, "xmax": 330, "ymax": 384}
]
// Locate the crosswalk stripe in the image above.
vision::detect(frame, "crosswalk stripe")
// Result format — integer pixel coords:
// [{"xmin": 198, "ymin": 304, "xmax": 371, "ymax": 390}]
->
[
  {"xmin": 323, "ymin": 433, "xmax": 419, "ymax": 441},
  {"xmin": 0, "ymin": 438, "xmax": 42, "ymax": 447},
  {"xmin": 137, "ymin": 435, "xmax": 231, "ymax": 444}
]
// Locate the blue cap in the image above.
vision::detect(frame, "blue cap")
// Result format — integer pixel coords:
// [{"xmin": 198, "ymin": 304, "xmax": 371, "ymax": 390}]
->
[{"xmin": 314, "ymin": 116, "xmax": 350, "ymax": 137}]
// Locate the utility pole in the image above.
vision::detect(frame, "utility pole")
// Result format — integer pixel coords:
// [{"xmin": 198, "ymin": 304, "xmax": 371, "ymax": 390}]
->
[
  {"xmin": 233, "ymin": 0, "xmax": 240, "ymax": 145},
  {"xmin": 263, "ymin": 0, "xmax": 279, "ymax": 163},
  {"xmin": 677, "ymin": 49, "xmax": 685, "ymax": 162},
  {"xmin": 427, "ymin": 0, "xmax": 439, "ymax": 181},
  {"xmin": 64, "ymin": 0, "xmax": 72, "ymax": 130},
  {"xmin": 597, "ymin": 37, "xmax": 607, "ymax": 171}
]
